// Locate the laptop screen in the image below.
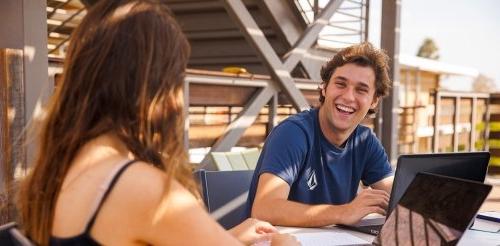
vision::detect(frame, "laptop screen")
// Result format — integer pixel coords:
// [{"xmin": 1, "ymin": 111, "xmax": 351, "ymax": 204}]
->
[
  {"xmin": 388, "ymin": 152, "xmax": 490, "ymax": 214},
  {"xmin": 375, "ymin": 172, "xmax": 491, "ymax": 246}
]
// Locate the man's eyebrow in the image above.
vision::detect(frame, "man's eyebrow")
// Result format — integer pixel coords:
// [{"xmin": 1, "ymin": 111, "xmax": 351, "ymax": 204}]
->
[
  {"xmin": 333, "ymin": 76, "xmax": 348, "ymax": 81},
  {"xmin": 357, "ymin": 81, "xmax": 371, "ymax": 89}
]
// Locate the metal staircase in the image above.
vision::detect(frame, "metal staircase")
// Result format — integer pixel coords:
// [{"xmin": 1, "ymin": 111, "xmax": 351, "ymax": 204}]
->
[
  {"xmin": 45, "ymin": 0, "xmax": 370, "ymax": 169},
  {"xmin": 46, "ymin": 0, "xmax": 368, "ymax": 78}
]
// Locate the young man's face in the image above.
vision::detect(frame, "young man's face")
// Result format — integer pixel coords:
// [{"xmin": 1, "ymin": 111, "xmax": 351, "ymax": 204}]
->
[{"xmin": 320, "ymin": 63, "xmax": 379, "ymax": 137}]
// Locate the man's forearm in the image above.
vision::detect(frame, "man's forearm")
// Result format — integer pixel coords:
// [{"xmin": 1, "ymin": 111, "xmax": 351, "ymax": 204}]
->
[{"xmin": 252, "ymin": 198, "xmax": 347, "ymax": 227}]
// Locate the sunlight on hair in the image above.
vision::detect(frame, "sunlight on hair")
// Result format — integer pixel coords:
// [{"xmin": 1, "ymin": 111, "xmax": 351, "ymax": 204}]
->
[
  {"xmin": 7, "ymin": 106, "xmax": 15, "ymax": 123},
  {"xmin": 110, "ymin": 2, "xmax": 137, "ymax": 23},
  {"xmin": 14, "ymin": 164, "xmax": 30, "ymax": 180}
]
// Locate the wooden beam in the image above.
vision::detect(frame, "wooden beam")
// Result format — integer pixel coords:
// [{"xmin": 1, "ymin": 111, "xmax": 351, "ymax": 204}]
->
[
  {"xmin": 470, "ymin": 97, "xmax": 477, "ymax": 151},
  {"xmin": 0, "ymin": 49, "xmax": 24, "ymax": 223},
  {"xmin": 433, "ymin": 91, "xmax": 441, "ymax": 152},
  {"xmin": 453, "ymin": 97, "xmax": 460, "ymax": 151}
]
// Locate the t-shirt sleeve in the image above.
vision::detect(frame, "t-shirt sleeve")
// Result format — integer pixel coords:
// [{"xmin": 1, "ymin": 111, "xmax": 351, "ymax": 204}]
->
[
  {"xmin": 361, "ymin": 130, "xmax": 394, "ymax": 186},
  {"xmin": 257, "ymin": 121, "xmax": 308, "ymax": 186}
]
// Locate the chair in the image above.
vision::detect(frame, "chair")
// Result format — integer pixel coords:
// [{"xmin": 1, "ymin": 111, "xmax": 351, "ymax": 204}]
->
[
  {"xmin": 210, "ymin": 148, "xmax": 261, "ymax": 171},
  {"xmin": 210, "ymin": 152, "xmax": 233, "ymax": 171},
  {"xmin": 241, "ymin": 148, "xmax": 260, "ymax": 170},
  {"xmin": 225, "ymin": 152, "xmax": 248, "ymax": 170},
  {"xmin": 194, "ymin": 169, "xmax": 254, "ymax": 229},
  {"xmin": 0, "ymin": 222, "xmax": 34, "ymax": 246}
]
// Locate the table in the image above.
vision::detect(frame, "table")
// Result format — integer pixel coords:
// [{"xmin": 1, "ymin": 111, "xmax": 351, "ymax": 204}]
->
[{"xmin": 278, "ymin": 220, "xmax": 500, "ymax": 246}]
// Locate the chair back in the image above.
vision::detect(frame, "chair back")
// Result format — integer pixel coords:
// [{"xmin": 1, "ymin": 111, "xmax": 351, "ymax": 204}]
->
[
  {"xmin": 0, "ymin": 222, "xmax": 34, "ymax": 246},
  {"xmin": 210, "ymin": 148, "xmax": 262, "ymax": 171},
  {"xmin": 225, "ymin": 152, "xmax": 248, "ymax": 170},
  {"xmin": 241, "ymin": 148, "xmax": 260, "ymax": 169},
  {"xmin": 194, "ymin": 169, "xmax": 254, "ymax": 229},
  {"xmin": 210, "ymin": 152, "xmax": 233, "ymax": 171}
]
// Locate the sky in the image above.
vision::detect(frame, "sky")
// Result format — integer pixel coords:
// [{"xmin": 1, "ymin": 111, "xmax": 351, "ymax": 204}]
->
[{"xmin": 368, "ymin": 0, "xmax": 500, "ymax": 91}]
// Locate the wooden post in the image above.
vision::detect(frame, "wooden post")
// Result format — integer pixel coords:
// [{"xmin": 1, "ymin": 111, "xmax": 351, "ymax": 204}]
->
[{"xmin": 0, "ymin": 49, "xmax": 25, "ymax": 223}]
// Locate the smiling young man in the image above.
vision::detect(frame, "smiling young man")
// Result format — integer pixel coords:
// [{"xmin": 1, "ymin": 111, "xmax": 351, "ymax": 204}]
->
[{"xmin": 246, "ymin": 42, "xmax": 394, "ymax": 227}]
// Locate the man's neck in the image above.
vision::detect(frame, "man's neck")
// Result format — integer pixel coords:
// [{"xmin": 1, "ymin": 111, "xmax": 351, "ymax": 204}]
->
[{"xmin": 318, "ymin": 107, "xmax": 354, "ymax": 148}]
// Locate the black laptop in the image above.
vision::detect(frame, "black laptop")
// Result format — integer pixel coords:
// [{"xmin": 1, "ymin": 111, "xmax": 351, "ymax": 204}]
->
[
  {"xmin": 340, "ymin": 152, "xmax": 490, "ymax": 235},
  {"xmin": 373, "ymin": 172, "xmax": 491, "ymax": 245}
]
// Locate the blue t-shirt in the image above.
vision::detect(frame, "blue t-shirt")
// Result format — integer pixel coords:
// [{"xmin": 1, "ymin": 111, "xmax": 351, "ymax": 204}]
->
[{"xmin": 246, "ymin": 108, "xmax": 393, "ymax": 216}]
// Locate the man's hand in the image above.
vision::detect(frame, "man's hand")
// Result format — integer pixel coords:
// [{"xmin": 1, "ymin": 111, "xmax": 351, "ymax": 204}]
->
[{"xmin": 339, "ymin": 189, "xmax": 389, "ymax": 225}]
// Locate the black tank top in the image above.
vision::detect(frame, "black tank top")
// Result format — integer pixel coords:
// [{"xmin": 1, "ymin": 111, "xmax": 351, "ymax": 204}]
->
[{"xmin": 50, "ymin": 160, "xmax": 137, "ymax": 246}]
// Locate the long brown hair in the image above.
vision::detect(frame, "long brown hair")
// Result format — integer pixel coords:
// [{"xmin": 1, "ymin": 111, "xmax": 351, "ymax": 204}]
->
[{"xmin": 17, "ymin": 1, "xmax": 196, "ymax": 244}]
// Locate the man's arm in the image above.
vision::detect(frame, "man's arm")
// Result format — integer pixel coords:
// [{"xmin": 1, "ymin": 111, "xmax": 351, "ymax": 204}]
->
[
  {"xmin": 370, "ymin": 176, "xmax": 394, "ymax": 194},
  {"xmin": 251, "ymin": 173, "xmax": 390, "ymax": 227}
]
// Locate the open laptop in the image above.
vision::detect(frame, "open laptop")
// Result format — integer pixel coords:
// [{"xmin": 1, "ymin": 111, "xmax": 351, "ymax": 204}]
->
[
  {"xmin": 340, "ymin": 151, "xmax": 490, "ymax": 235},
  {"xmin": 373, "ymin": 172, "xmax": 491, "ymax": 246}
]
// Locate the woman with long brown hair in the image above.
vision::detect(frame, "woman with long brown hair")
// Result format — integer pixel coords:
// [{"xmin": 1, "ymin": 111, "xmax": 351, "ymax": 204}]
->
[{"xmin": 17, "ymin": 0, "xmax": 298, "ymax": 245}]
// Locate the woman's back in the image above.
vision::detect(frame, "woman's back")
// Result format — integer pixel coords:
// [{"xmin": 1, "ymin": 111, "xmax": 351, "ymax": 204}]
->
[
  {"xmin": 52, "ymin": 134, "xmax": 163, "ymax": 245},
  {"xmin": 51, "ymin": 134, "xmax": 240, "ymax": 245}
]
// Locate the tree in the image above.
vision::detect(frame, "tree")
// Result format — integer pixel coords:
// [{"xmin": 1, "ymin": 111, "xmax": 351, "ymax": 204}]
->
[
  {"xmin": 417, "ymin": 38, "xmax": 440, "ymax": 60},
  {"xmin": 472, "ymin": 73, "xmax": 497, "ymax": 93}
]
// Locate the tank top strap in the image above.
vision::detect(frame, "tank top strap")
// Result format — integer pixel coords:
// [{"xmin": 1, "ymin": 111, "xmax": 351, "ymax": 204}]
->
[{"xmin": 83, "ymin": 159, "xmax": 138, "ymax": 233}]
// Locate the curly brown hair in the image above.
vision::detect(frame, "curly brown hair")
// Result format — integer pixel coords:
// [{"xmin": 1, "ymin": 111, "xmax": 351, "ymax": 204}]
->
[{"xmin": 319, "ymin": 42, "xmax": 391, "ymax": 114}]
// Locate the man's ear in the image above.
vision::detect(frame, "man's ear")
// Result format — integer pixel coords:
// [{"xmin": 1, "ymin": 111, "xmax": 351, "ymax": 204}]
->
[
  {"xmin": 320, "ymin": 83, "xmax": 326, "ymax": 97},
  {"xmin": 370, "ymin": 96, "xmax": 379, "ymax": 109}
]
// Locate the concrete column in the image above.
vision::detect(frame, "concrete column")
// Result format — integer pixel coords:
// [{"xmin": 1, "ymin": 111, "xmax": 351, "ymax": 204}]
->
[{"xmin": 380, "ymin": 0, "xmax": 401, "ymax": 163}]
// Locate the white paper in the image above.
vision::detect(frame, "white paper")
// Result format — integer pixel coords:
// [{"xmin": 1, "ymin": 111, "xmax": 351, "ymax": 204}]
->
[
  {"xmin": 458, "ymin": 229, "xmax": 500, "ymax": 245},
  {"xmin": 294, "ymin": 231, "xmax": 370, "ymax": 246},
  {"xmin": 470, "ymin": 218, "xmax": 500, "ymax": 232}
]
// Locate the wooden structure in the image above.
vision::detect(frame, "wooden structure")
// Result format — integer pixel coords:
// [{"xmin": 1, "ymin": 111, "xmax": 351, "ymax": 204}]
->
[
  {"xmin": 184, "ymin": 69, "xmax": 319, "ymax": 149},
  {"xmin": 0, "ymin": 49, "xmax": 24, "ymax": 222},
  {"xmin": 398, "ymin": 55, "xmax": 489, "ymax": 155}
]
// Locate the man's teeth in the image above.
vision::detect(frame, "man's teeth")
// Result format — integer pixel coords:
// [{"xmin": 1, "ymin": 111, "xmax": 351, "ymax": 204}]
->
[{"xmin": 336, "ymin": 104, "xmax": 354, "ymax": 113}]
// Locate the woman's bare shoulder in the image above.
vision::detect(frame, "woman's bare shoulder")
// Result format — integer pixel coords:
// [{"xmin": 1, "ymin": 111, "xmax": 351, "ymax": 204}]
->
[
  {"xmin": 114, "ymin": 161, "xmax": 168, "ymax": 202},
  {"xmin": 110, "ymin": 161, "xmax": 196, "ymax": 211},
  {"xmin": 114, "ymin": 162, "xmax": 239, "ymax": 245},
  {"xmin": 101, "ymin": 161, "xmax": 206, "ymax": 244}
]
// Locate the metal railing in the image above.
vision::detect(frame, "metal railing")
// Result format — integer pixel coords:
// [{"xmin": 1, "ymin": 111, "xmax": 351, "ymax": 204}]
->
[
  {"xmin": 294, "ymin": 0, "xmax": 368, "ymax": 49},
  {"xmin": 432, "ymin": 91, "xmax": 490, "ymax": 153}
]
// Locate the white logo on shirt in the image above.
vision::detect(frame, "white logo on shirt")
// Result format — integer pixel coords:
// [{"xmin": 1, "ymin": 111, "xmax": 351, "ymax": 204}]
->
[{"xmin": 307, "ymin": 170, "xmax": 318, "ymax": 190}]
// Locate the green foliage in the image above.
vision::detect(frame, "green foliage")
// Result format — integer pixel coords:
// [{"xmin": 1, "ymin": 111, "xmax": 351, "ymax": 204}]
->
[
  {"xmin": 473, "ymin": 74, "xmax": 497, "ymax": 92},
  {"xmin": 417, "ymin": 38, "xmax": 440, "ymax": 60}
]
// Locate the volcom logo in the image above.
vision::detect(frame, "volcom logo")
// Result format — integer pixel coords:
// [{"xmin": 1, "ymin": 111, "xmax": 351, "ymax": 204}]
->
[{"xmin": 307, "ymin": 170, "xmax": 317, "ymax": 190}]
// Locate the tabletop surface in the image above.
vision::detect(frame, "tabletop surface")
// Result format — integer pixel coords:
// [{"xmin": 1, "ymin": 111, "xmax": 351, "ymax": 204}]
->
[{"xmin": 277, "ymin": 220, "xmax": 500, "ymax": 246}]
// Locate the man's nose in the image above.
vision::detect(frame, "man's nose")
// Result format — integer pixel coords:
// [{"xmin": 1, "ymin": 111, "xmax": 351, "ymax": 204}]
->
[{"xmin": 341, "ymin": 86, "xmax": 356, "ymax": 101}]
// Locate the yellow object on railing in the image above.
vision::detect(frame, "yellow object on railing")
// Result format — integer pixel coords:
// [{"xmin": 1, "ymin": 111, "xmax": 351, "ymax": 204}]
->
[
  {"xmin": 222, "ymin": 66, "xmax": 249, "ymax": 75},
  {"xmin": 477, "ymin": 121, "xmax": 500, "ymax": 132},
  {"xmin": 485, "ymin": 118, "xmax": 500, "ymax": 167},
  {"xmin": 476, "ymin": 139, "xmax": 500, "ymax": 149},
  {"xmin": 476, "ymin": 122, "xmax": 485, "ymax": 131},
  {"xmin": 489, "ymin": 156, "xmax": 500, "ymax": 166}
]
